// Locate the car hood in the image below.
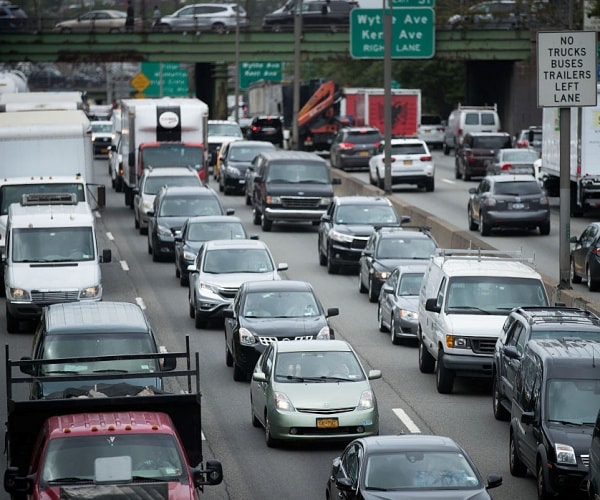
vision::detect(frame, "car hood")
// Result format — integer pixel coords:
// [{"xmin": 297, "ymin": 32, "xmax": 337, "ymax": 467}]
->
[
  {"xmin": 203, "ymin": 272, "xmax": 280, "ymax": 287},
  {"xmin": 333, "ymin": 224, "xmax": 378, "ymax": 237},
  {"xmin": 392, "ymin": 296, "xmax": 419, "ymax": 310},
  {"xmin": 445, "ymin": 314, "xmax": 507, "ymax": 339},
  {"xmin": 276, "ymin": 380, "xmax": 372, "ymax": 409},
  {"xmin": 376, "ymin": 258, "xmax": 430, "ymax": 270},
  {"xmin": 359, "ymin": 490, "xmax": 490, "ymax": 499},
  {"xmin": 241, "ymin": 316, "xmax": 327, "ymax": 336},
  {"xmin": 267, "ymin": 182, "xmax": 334, "ymax": 197},
  {"xmin": 545, "ymin": 422, "xmax": 594, "ymax": 453}
]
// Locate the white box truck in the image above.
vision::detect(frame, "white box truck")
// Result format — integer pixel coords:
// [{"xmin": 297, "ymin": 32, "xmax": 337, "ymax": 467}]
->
[
  {"xmin": 541, "ymin": 94, "xmax": 600, "ymax": 216},
  {"xmin": 119, "ymin": 97, "xmax": 209, "ymax": 208},
  {"xmin": 0, "ymin": 91, "xmax": 85, "ymax": 112}
]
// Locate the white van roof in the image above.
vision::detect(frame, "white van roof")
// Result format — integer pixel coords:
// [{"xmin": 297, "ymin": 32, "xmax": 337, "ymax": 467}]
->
[
  {"xmin": 8, "ymin": 200, "xmax": 93, "ymax": 229},
  {"xmin": 431, "ymin": 249, "xmax": 540, "ymax": 279}
]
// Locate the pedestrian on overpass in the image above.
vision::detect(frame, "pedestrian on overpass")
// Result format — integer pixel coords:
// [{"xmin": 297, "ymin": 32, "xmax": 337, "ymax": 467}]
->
[
  {"xmin": 152, "ymin": 6, "xmax": 161, "ymax": 28},
  {"xmin": 126, "ymin": 0, "xmax": 135, "ymax": 31}
]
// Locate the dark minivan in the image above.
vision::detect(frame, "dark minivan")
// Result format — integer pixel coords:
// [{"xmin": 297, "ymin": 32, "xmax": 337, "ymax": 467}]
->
[
  {"xmin": 455, "ymin": 132, "xmax": 512, "ymax": 181},
  {"xmin": 262, "ymin": 0, "xmax": 357, "ymax": 31},
  {"xmin": 250, "ymin": 150, "xmax": 341, "ymax": 232},
  {"xmin": 509, "ymin": 338, "xmax": 600, "ymax": 499}
]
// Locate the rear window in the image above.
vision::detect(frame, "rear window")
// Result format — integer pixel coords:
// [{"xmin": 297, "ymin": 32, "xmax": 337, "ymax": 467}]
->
[
  {"xmin": 464, "ymin": 113, "xmax": 479, "ymax": 125},
  {"xmin": 472, "ymin": 136, "xmax": 511, "ymax": 149},
  {"xmin": 493, "ymin": 181, "xmax": 542, "ymax": 196},
  {"xmin": 391, "ymin": 143, "xmax": 427, "ymax": 155},
  {"xmin": 421, "ymin": 115, "xmax": 442, "ymax": 126},
  {"xmin": 254, "ymin": 118, "xmax": 282, "ymax": 128},
  {"xmin": 481, "ymin": 112, "xmax": 497, "ymax": 126},
  {"xmin": 346, "ymin": 130, "xmax": 382, "ymax": 144}
]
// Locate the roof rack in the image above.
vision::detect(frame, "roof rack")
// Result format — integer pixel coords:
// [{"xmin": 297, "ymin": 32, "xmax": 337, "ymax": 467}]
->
[
  {"xmin": 435, "ymin": 248, "xmax": 534, "ymax": 265},
  {"xmin": 457, "ymin": 103, "xmax": 497, "ymax": 111},
  {"xmin": 516, "ymin": 307, "xmax": 600, "ymax": 327},
  {"xmin": 20, "ymin": 193, "xmax": 78, "ymax": 206}
]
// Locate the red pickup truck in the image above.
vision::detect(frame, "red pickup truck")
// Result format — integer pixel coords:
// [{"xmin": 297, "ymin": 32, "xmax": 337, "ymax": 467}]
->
[{"xmin": 3, "ymin": 339, "xmax": 223, "ymax": 500}]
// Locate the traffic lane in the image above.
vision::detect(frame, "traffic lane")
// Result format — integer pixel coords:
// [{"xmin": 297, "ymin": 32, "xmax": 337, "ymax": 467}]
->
[
  {"xmin": 352, "ymin": 151, "xmax": 600, "ymax": 301},
  {"xmin": 215, "ymin": 184, "xmax": 537, "ymax": 499}
]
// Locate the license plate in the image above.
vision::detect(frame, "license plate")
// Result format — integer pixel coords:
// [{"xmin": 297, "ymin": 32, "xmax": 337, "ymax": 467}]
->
[
  {"xmin": 359, "ymin": 151, "xmax": 369, "ymax": 157},
  {"xmin": 512, "ymin": 203, "xmax": 525, "ymax": 209},
  {"xmin": 239, "ymin": 179, "xmax": 245, "ymax": 184},
  {"xmin": 316, "ymin": 418, "xmax": 339, "ymax": 429},
  {"xmin": 403, "ymin": 160, "xmax": 413, "ymax": 165},
  {"xmin": 101, "ymin": 148, "xmax": 108, "ymax": 153},
  {"xmin": 423, "ymin": 129, "xmax": 430, "ymax": 133}
]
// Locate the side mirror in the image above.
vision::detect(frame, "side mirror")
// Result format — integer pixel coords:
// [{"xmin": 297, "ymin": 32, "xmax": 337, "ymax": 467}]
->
[
  {"xmin": 326, "ymin": 307, "xmax": 339, "ymax": 317},
  {"xmin": 161, "ymin": 352, "xmax": 177, "ymax": 371},
  {"xmin": 486, "ymin": 474, "xmax": 503, "ymax": 490},
  {"xmin": 101, "ymin": 249, "xmax": 112, "ymax": 263},
  {"xmin": 19, "ymin": 356, "xmax": 35, "ymax": 376},
  {"xmin": 252, "ymin": 372, "xmax": 267, "ymax": 382},
  {"xmin": 332, "ymin": 177, "xmax": 342, "ymax": 185},
  {"xmin": 368, "ymin": 369, "xmax": 382, "ymax": 380},
  {"xmin": 335, "ymin": 477, "xmax": 353, "ymax": 492},
  {"xmin": 192, "ymin": 460, "xmax": 223, "ymax": 487},
  {"xmin": 382, "ymin": 284, "xmax": 393, "ymax": 295},
  {"xmin": 226, "ymin": 208, "xmax": 235, "ymax": 215},
  {"xmin": 249, "ymin": 234, "xmax": 259, "ymax": 240},
  {"xmin": 277, "ymin": 263, "xmax": 289, "ymax": 271},
  {"xmin": 425, "ymin": 298, "xmax": 441, "ymax": 313},
  {"xmin": 321, "ymin": 214, "xmax": 331, "ymax": 223}
]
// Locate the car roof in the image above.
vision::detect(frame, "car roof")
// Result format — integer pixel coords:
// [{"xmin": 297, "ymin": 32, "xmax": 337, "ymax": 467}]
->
[
  {"xmin": 391, "ymin": 263, "xmax": 429, "ymax": 274},
  {"xmin": 356, "ymin": 434, "xmax": 463, "ymax": 454},
  {"xmin": 274, "ymin": 339, "xmax": 352, "ymax": 354},
  {"xmin": 229, "ymin": 140, "xmax": 276, "ymax": 148},
  {"xmin": 144, "ymin": 167, "xmax": 200, "ymax": 178},
  {"xmin": 241, "ymin": 280, "xmax": 313, "ymax": 293},
  {"xmin": 258, "ymin": 150, "xmax": 326, "ymax": 162},
  {"xmin": 333, "ymin": 195, "xmax": 393, "ymax": 205},
  {"xmin": 465, "ymin": 132, "xmax": 510, "ymax": 137},
  {"xmin": 487, "ymin": 174, "xmax": 539, "ymax": 183},
  {"xmin": 388, "ymin": 138, "xmax": 427, "ymax": 145},
  {"xmin": 378, "ymin": 229, "xmax": 432, "ymax": 240},
  {"xmin": 208, "ymin": 119, "xmax": 237, "ymax": 124},
  {"xmin": 526, "ymin": 338, "xmax": 600, "ymax": 375},
  {"xmin": 44, "ymin": 302, "xmax": 151, "ymax": 335},
  {"xmin": 342, "ymin": 126, "xmax": 381, "ymax": 133},
  {"xmin": 204, "ymin": 238, "xmax": 267, "ymax": 250},
  {"xmin": 186, "ymin": 215, "xmax": 243, "ymax": 224},
  {"xmin": 158, "ymin": 185, "xmax": 215, "ymax": 197}
]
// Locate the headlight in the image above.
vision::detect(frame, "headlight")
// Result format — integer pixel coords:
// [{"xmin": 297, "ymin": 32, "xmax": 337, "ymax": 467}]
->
[
  {"xmin": 183, "ymin": 249, "xmax": 196, "ymax": 261},
  {"xmin": 199, "ymin": 281, "xmax": 220, "ymax": 296},
  {"xmin": 398, "ymin": 309, "xmax": 418, "ymax": 321},
  {"xmin": 273, "ymin": 391, "xmax": 295, "ymax": 412},
  {"xmin": 555, "ymin": 443, "xmax": 577, "ymax": 465},
  {"xmin": 483, "ymin": 198, "xmax": 497, "ymax": 207},
  {"xmin": 157, "ymin": 225, "xmax": 172, "ymax": 237},
  {"xmin": 316, "ymin": 326, "xmax": 331, "ymax": 340},
  {"xmin": 373, "ymin": 271, "xmax": 390, "ymax": 280},
  {"xmin": 142, "ymin": 200, "xmax": 154, "ymax": 211},
  {"xmin": 266, "ymin": 195, "xmax": 281, "ymax": 204},
  {"xmin": 320, "ymin": 197, "xmax": 332, "ymax": 205},
  {"xmin": 226, "ymin": 166, "xmax": 241, "ymax": 176},
  {"xmin": 8, "ymin": 288, "xmax": 30, "ymax": 301},
  {"xmin": 239, "ymin": 327, "xmax": 257, "ymax": 346},
  {"xmin": 80, "ymin": 286, "xmax": 101, "ymax": 299},
  {"xmin": 445, "ymin": 335, "xmax": 469, "ymax": 349},
  {"xmin": 330, "ymin": 229, "xmax": 354, "ymax": 243},
  {"xmin": 357, "ymin": 389, "xmax": 375, "ymax": 410}
]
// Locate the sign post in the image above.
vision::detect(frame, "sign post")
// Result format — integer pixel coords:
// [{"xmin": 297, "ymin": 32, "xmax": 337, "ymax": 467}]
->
[{"xmin": 537, "ymin": 31, "xmax": 597, "ymax": 289}]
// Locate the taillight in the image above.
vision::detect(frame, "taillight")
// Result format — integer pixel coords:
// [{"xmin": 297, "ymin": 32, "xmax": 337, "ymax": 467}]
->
[
  {"xmin": 458, "ymin": 128, "xmax": 463, "ymax": 136},
  {"xmin": 516, "ymin": 140, "xmax": 529, "ymax": 148},
  {"xmin": 436, "ymin": 127, "xmax": 445, "ymax": 132},
  {"xmin": 374, "ymin": 141, "xmax": 382, "ymax": 148},
  {"xmin": 251, "ymin": 125, "xmax": 259, "ymax": 132},
  {"xmin": 501, "ymin": 163, "xmax": 512, "ymax": 171},
  {"xmin": 339, "ymin": 142, "xmax": 354, "ymax": 150},
  {"xmin": 420, "ymin": 155, "xmax": 432, "ymax": 161},
  {"xmin": 593, "ymin": 247, "xmax": 600, "ymax": 257}
]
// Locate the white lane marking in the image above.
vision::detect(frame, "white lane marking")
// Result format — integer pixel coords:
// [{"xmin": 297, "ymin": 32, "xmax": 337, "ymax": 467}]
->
[
  {"xmin": 106, "ymin": 232, "xmax": 115, "ymax": 241},
  {"xmin": 135, "ymin": 297, "xmax": 146, "ymax": 310},
  {"xmin": 442, "ymin": 178, "xmax": 456, "ymax": 185},
  {"xmin": 393, "ymin": 408, "xmax": 421, "ymax": 434},
  {"xmin": 94, "ymin": 211, "xmax": 101, "ymax": 219},
  {"xmin": 120, "ymin": 260, "xmax": 129, "ymax": 271},
  {"xmin": 201, "ymin": 431, "xmax": 206, "ymax": 441}
]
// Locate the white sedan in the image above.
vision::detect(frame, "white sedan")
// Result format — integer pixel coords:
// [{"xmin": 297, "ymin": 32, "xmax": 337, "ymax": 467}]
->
[{"xmin": 368, "ymin": 138, "xmax": 435, "ymax": 192}]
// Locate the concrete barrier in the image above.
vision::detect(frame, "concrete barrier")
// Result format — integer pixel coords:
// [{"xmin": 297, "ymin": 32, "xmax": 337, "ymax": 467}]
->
[{"xmin": 331, "ymin": 168, "xmax": 600, "ymax": 315}]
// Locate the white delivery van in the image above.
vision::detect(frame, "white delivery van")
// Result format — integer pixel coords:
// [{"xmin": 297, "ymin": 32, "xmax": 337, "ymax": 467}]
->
[
  {"xmin": 3, "ymin": 193, "xmax": 111, "ymax": 333},
  {"xmin": 443, "ymin": 104, "xmax": 500, "ymax": 155},
  {"xmin": 417, "ymin": 249, "xmax": 548, "ymax": 394}
]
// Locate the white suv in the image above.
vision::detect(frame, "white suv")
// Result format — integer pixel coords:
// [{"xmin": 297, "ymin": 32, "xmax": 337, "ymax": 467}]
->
[
  {"xmin": 417, "ymin": 249, "xmax": 549, "ymax": 394},
  {"xmin": 158, "ymin": 3, "xmax": 249, "ymax": 33},
  {"xmin": 368, "ymin": 138, "xmax": 435, "ymax": 192}
]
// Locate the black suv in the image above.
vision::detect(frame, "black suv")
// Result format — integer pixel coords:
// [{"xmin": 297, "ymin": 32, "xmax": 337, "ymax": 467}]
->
[
  {"xmin": 509, "ymin": 338, "xmax": 600, "ymax": 498},
  {"xmin": 317, "ymin": 195, "xmax": 403, "ymax": 274},
  {"xmin": 358, "ymin": 225, "xmax": 438, "ymax": 302},
  {"xmin": 329, "ymin": 126, "xmax": 383, "ymax": 171},
  {"xmin": 251, "ymin": 150, "xmax": 340, "ymax": 232},
  {"xmin": 262, "ymin": 0, "xmax": 357, "ymax": 32},
  {"xmin": 493, "ymin": 306, "xmax": 600, "ymax": 421},
  {"xmin": 147, "ymin": 185, "xmax": 231, "ymax": 261},
  {"xmin": 455, "ymin": 132, "xmax": 512, "ymax": 180},
  {"xmin": 245, "ymin": 116, "xmax": 284, "ymax": 147}
]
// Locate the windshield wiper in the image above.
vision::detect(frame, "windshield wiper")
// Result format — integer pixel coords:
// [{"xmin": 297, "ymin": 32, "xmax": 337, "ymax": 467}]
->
[
  {"xmin": 92, "ymin": 369, "xmax": 129, "ymax": 374},
  {"xmin": 44, "ymin": 370, "xmax": 80, "ymax": 374},
  {"xmin": 449, "ymin": 306, "xmax": 491, "ymax": 314},
  {"xmin": 266, "ymin": 178, "xmax": 291, "ymax": 183},
  {"xmin": 48, "ymin": 477, "xmax": 92, "ymax": 484},
  {"xmin": 548, "ymin": 419, "xmax": 583, "ymax": 426}
]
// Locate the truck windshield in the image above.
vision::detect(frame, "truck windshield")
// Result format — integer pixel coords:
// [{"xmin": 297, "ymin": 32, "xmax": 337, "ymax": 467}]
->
[
  {"xmin": 40, "ymin": 433, "xmax": 185, "ymax": 485},
  {"xmin": 0, "ymin": 183, "xmax": 86, "ymax": 215},
  {"xmin": 141, "ymin": 144, "xmax": 203, "ymax": 171},
  {"xmin": 12, "ymin": 227, "xmax": 94, "ymax": 262},
  {"xmin": 446, "ymin": 277, "xmax": 548, "ymax": 314}
]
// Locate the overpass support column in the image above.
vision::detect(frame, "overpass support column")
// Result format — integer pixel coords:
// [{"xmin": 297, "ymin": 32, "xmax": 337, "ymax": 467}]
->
[{"xmin": 194, "ymin": 62, "xmax": 229, "ymax": 119}]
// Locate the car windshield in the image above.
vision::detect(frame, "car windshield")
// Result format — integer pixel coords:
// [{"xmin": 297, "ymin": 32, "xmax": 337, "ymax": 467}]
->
[
  {"xmin": 91, "ymin": 122, "xmax": 112, "ymax": 134},
  {"xmin": 230, "ymin": 146, "xmax": 272, "ymax": 162},
  {"xmin": 144, "ymin": 176, "xmax": 200, "ymax": 195},
  {"xmin": 397, "ymin": 273, "xmax": 425, "ymax": 296},
  {"xmin": 12, "ymin": 227, "xmax": 94, "ymax": 263},
  {"xmin": 364, "ymin": 450, "xmax": 480, "ymax": 490},
  {"xmin": 141, "ymin": 144, "xmax": 203, "ymax": 170},
  {"xmin": 203, "ymin": 248, "xmax": 273, "ymax": 273},
  {"xmin": 546, "ymin": 379, "xmax": 600, "ymax": 425},
  {"xmin": 266, "ymin": 162, "xmax": 330, "ymax": 183},
  {"xmin": 187, "ymin": 221, "xmax": 246, "ymax": 241},
  {"xmin": 243, "ymin": 290, "xmax": 319, "ymax": 318},
  {"xmin": 376, "ymin": 237, "xmax": 437, "ymax": 259},
  {"xmin": 40, "ymin": 434, "xmax": 185, "ymax": 485},
  {"xmin": 159, "ymin": 196, "xmax": 222, "ymax": 217},
  {"xmin": 493, "ymin": 181, "xmax": 541, "ymax": 196},
  {"xmin": 274, "ymin": 351, "xmax": 364, "ymax": 382},
  {"xmin": 391, "ymin": 144, "xmax": 427, "ymax": 155},
  {"xmin": 40, "ymin": 332, "xmax": 159, "ymax": 375},
  {"xmin": 0, "ymin": 183, "xmax": 86, "ymax": 215},
  {"xmin": 502, "ymin": 150, "xmax": 538, "ymax": 162},
  {"xmin": 208, "ymin": 123, "xmax": 243, "ymax": 137},
  {"xmin": 334, "ymin": 204, "xmax": 399, "ymax": 225},
  {"xmin": 445, "ymin": 276, "xmax": 547, "ymax": 314}
]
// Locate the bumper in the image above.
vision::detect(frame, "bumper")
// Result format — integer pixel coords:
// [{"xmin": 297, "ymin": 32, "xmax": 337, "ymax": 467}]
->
[
  {"xmin": 154, "ymin": 236, "xmax": 176, "ymax": 256},
  {"xmin": 223, "ymin": 175, "xmax": 246, "ymax": 192},
  {"xmin": 264, "ymin": 207, "xmax": 326, "ymax": 223},
  {"xmin": 194, "ymin": 290, "xmax": 233, "ymax": 319},
  {"xmin": 236, "ymin": 343, "xmax": 266, "ymax": 375},
  {"xmin": 391, "ymin": 174, "xmax": 433, "ymax": 185},
  {"xmin": 329, "ymin": 243, "xmax": 364, "ymax": 266},
  {"xmin": 548, "ymin": 464, "xmax": 588, "ymax": 496},
  {"xmin": 441, "ymin": 352, "xmax": 493, "ymax": 378},
  {"xmin": 269, "ymin": 408, "xmax": 379, "ymax": 441},
  {"xmin": 394, "ymin": 314, "xmax": 419, "ymax": 337},
  {"xmin": 484, "ymin": 210, "xmax": 550, "ymax": 228},
  {"xmin": 339, "ymin": 156, "xmax": 371, "ymax": 169}
]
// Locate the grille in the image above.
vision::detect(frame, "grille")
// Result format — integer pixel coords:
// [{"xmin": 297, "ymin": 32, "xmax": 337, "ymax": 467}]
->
[
  {"xmin": 351, "ymin": 238, "xmax": 368, "ymax": 250},
  {"xmin": 218, "ymin": 286, "xmax": 239, "ymax": 299},
  {"xmin": 297, "ymin": 407, "xmax": 355, "ymax": 415},
  {"xmin": 471, "ymin": 338, "xmax": 496, "ymax": 354},
  {"xmin": 258, "ymin": 335, "xmax": 314, "ymax": 345},
  {"xmin": 291, "ymin": 426, "xmax": 360, "ymax": 436},
  {"xmin": 31, "ymin": 290, "xmax": 79, "ymax": 303},
  {"xmin": 281, "ymin": 196, "xmax": 321, "ymax": 209}
]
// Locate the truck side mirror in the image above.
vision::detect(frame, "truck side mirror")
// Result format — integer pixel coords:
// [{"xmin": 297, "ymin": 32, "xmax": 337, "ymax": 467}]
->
[
  {"xmin": 101, "ymin": 249, "xmax": 112, "ymax": 263},
  {"xmin": 425, "ymin": 298, "xmax": 441, "ymax": 313},
  {"xmin": 19, "ymin": 356, "xmax": 35, "ymax": 376},
  {"xmin": 161, "ymin": 354, "xmax": 177, "ymax": 371},
  {"xmin": 192, "ymin": 460, "xmax": 223, "ymax": 487},
  {"xmin": 3, "ymin": 467, "xmax": 33, "ymax": 495}
]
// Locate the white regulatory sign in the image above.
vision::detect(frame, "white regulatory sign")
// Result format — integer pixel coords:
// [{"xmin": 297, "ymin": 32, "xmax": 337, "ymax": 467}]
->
[{"xmin": 537, "ymin": 31, "xmax": 597, "ymax": 108}]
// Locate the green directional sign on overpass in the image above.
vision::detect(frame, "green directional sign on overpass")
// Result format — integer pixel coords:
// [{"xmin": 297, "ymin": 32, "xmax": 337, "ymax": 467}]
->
[
  {"xmin": 350, "ymin": 7, "xmax": 435, "ymax": 59},
  {"xmin": 239, "ymin": 62, "xmax": 282, "ymax": 89},
  {"xmin": 389, "ymin": 0, "xmax": 434, "ymax": 5},
  {"xmin": 138, "ymin": 62, "xmax": 189, "ymax": 97}
]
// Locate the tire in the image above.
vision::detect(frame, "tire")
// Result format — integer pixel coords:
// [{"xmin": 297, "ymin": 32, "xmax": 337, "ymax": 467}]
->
[
  {"xmin": 467, "ymin": 206, "xmax": 478, "ymax": 230},
  {"xmin": 152, "ymin": 245, "xmax": 160, "ymax": 262},
  {"xmin": 358, "ymin": 273, "xmax": 367, "ymax": 293},
  {"xmin": 147, "ymin": 236, "xmax": 152, "ymax": 255},
  {"xmin": 212, "ymin": 22, "xmax": 226, "ymax": 34},
  {"xmin": 455, "ymin": 159, "xmax": 462, "ymax": 179},
  {"xmin": 443, "ymin": 142, "xmax": 450, "ymax": 155},
  {"xmin": 492, "ymin": 374, "xmax": 510, "ymax": 421},
  {"xmin": 571, "ymin": 259, "xmax": 582, "ymax": 283},
  {"xmin": 377, "ymin": 305, "xmax": 387, "ymax": 332},
  {"xmin": 233, "ymin": 362, "xmax": 246, "ymax": 381},
  {"xmin": 436, "ymin": 349, "xmax": 455, "ymax": 394},
  {"xmin": 377, "ymin": 173, "xmax": 384, "ymax": 190},
  {"xmin": 115, "ymin": 177, "xmax": 123, "ymax": 193},
  {"xmin": 326, "ymin": 247, "xmax": 339, "ymax": 274},
  {"xmin": 539, "ymin": 220, "xmax": 550, "ymax": 235},
  {"xmin": 318, "ymin": 239, "xmax": 327, "ymax": 266},
  {"xmin": 194, "ymin": 312, "xmax": 206, "ymax": 329},
  {"xmin": 369, "ymin": 169, "xmax": 376, "ymax": 186},
  {"xmin": 587, "ymin": 266, "xmax": 599, "ymax": 291},
  {"xmin": 251, "ymin": 400, "xmax": 261, "ymax": 428},
  {"xmin": 218, "ymin": 180, "xmax": 224, "ymax": 192},
  {"xmin": 509, "ymin": 432, "xmax": 527, "ymax": 477},
  {"xmin": 226, "ymin": 343, "xmax": 233, "ymax": 367},
  {"xmin": 463, "ymin": 167, "xmax": 471, "ymax": 181},
  {"xmin": 418, "ymin": 336, "xmax": 435, "ymax": 373},
  {"xmin": 245, "ymin": 191, "xmax": 252, "ymax": 206},
  {"xmin": 253, "ymin": 209, "xmax": 261, "ymax": 226},
  {"xmin": 265, "ymin": 413, "xmax": 278, "ymax": 448},
  {"xmin": 537, "ymin": 461, "xmax": 552, "ymax": 500},
  {"xmin": 479, "ymin": 214, "xmax": 491, "ymax": 236},
  {"xmin": 179, "ymin": 274, "xmax": 188, "ymax": 287},
  {"xmin": 425, "ymin": 178, "xmax": 434, "ymax": 192},
  {"xmin": 189, "ymin": 298, "xmax": 195, "ymax": 319},
  {"xmin": 261, "ymin": 215, "xmax": 272, "ymax": 232},
  {"xmin": 134, "ymin": 213, "xmax": 140, "ymax": 229},
  {"xmin": 124, "ymin": 188, "xmax": 133, "ymax": 208},
  {"xmin": 368, "ymin": 278, "xmax": 378, "ymax": 303},
  {"xmin": 6, "ymin": 307, "xmax": 19, "ymax": 334},
  {"xmin": 391, "ymin": 317, "xmax": 401, "ymax": 345},
  {"xmin": 175, "ymin": 266, "xmax": 180, "ymax": 278}
]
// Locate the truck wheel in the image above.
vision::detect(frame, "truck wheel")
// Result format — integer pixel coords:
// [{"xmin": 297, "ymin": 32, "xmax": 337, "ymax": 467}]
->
[
  {"xmin": 436, "ymin": 349, "xmax": 455, "ymax": 394},
  {"xmin": 6, "ymin": 306, "xmax": 19, "ymax": 334},
  {"xmin": 261, "ymin": 215, "xmax": 272, "ymax": 232},
  {"xmin": 509, "ymin": 432, "xmax": 527, "ymax": 477},
  {"xmin": 418, "ymin": 336, "xmax": 435, "ymax": 373},
  {"xmin": 571, "ymin": 259, "xmax": 582, "ymax": 284},
  {"xmin": 492, "ymin": 374, "xmax": 510, "ymax": 421},
  {"xmin": 539, "ymin": 221, "xmax": 550, "ymax": 235}
]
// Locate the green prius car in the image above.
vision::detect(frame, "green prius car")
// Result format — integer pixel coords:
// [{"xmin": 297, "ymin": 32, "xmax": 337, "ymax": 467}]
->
[{"xmin": 250, "ymin": 339, "xmax": 381, "ymax": 447}]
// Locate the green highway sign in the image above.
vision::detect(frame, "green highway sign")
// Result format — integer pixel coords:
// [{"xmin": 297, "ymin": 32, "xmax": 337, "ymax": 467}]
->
[
  {"xmin": 389, "ymin": 0, "xmax": 434, "ymax": 6},
  {"xmin": 239, "ymin": 62, "xmax": 282, "ymax": 89},
  {"xmin": 138, "ymin": 62, "xmax": 189, "ymax": 97},
  {"xmin": 350, "ymin": 7, "xmax": 435, "ymax": 59}
]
